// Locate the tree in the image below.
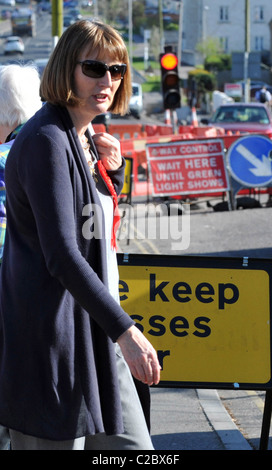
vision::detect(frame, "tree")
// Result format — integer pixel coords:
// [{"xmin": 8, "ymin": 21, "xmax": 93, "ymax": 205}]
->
[
  {"xmin": 205, "ymin": 54, "xmax": 231, "ymax": 72},
  {"xmin": 196, "ymin": 37, "xmax": 221, "ymax": 61},
  {"xmin": 149, "ymin": 26, "xmax": 161, "ymax": 61},
  {"xmin": 188, "ymin": 69, "xmax": 216, "ymax": 93},
  {"xmin": 132, "ymin": 0, "xmax": 146, "ymax": 33},
  {"xmin": 98, "ymin": 0, "xmax": 127, "ymax": 24},
  {"xmin": 188, "ymin": 69, "xmax": 216, "ymax": 108}
]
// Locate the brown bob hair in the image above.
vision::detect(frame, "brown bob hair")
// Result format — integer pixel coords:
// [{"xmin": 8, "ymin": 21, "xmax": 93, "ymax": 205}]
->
[{"xmin": 40, "ymin": 20, "xmax": 132, "ymax": 115}]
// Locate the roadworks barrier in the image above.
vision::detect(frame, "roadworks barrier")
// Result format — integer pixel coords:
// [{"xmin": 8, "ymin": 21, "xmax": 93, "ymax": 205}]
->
[{"xmin": 92, "ymin": 122, "xmax": 272, "ymax": 203}]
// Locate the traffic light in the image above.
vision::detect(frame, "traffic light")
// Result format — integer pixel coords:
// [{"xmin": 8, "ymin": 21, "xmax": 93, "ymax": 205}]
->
[{"xmin": 160, "ymin": 51, "xmax": 181, "ymax": 110}]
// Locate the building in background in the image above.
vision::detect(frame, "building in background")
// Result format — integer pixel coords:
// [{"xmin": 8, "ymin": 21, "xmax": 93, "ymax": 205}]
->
[{"xmin": 181, "ymin": 0, "xmax": 272, "ymax": 68}]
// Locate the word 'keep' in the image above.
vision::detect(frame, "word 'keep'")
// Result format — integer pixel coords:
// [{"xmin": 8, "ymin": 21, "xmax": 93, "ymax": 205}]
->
[{"xmin": 149, "ymin": 274, "xmax": 239, "ymax": 310}]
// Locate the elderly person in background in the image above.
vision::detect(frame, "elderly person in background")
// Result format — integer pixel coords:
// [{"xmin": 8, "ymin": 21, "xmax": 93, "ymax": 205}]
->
[
  {"xmin": 0, "ymin": 20, "xmax": 160, "ymax": 450},
  {"xmin": 0, "ymin": 64, "xmax": 42, "ymax": 264},
  {"xmin": 0, "ymin": 64, "xmax": 42, "ymax": 450}
]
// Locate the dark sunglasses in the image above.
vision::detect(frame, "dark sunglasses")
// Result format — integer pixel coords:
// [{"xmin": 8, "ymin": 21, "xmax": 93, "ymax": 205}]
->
[{"xmin": 77, "ymin": 60, "xmax": 127, "ymax": 81}]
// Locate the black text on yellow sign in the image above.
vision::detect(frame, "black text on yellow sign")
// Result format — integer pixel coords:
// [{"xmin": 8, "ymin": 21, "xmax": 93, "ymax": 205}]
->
[{"xmin": 118, "ymin": 259, "xmax": 271, "ymax": 388}]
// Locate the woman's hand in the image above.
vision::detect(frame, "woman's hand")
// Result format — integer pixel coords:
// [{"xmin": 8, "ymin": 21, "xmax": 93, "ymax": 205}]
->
[
  {"xmin": 92, "ymin": 132, "xmax": 122, "ymax": 171},
  {"xmin": 117, "ymin": 325, "xmax": 161, "ymax": 386}
]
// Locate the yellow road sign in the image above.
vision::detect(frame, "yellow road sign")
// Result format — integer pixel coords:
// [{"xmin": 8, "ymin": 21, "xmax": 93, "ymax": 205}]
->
[
  {"xmin": 118, "ymin": 254, "xmax": 271, "ymax": 388},
  {"xmin": 121, "ymin": 157, "xmax": 133, "ymax": 196}
]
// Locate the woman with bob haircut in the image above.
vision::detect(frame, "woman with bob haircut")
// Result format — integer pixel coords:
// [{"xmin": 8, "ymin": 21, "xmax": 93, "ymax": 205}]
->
[
  {"xmin": 0, "ymin": 20, "xmax": 160, "ymax": 450},
  {"xmin": 40, "ymin": 19, "xmax": 131, "ymax": 113}
]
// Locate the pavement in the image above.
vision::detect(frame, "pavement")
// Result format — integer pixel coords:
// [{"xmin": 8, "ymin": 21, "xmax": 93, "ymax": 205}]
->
[
  {"xmin": 150, "ymin": 388, "xmax": 252, "ymax": 451},
  {"xmin": 0, "ymin": 19, "xmax": 11, "ymax": 37}
]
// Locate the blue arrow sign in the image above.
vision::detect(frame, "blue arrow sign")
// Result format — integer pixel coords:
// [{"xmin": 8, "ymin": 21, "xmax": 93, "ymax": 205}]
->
[{"xmin": 227, "ymin": 135, "xmax": 272, "ymax": 187}]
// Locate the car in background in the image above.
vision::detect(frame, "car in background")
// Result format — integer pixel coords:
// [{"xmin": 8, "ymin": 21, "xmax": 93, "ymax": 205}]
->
[
  {"xmin": 3, "ymin": 36, "xmax": 24, "ymax": 54},
  {"xmin": 39, "ymin": 1, "xmax": 51, "ymax": 12},
  {"xmin": 63, "ymin": 0, "xmax": 78, "ymax": 7},
  {"xmin": 92, "ymin": 112, "xmax": 111, "ymax": 128},
  {"xmin": 63, "ymin": 14, "xmax": 75, "ymax": 28},
  {"xmin": 129, "ymin": 82, "xmax": 143, "ymax": 119},
  {"xmin": 202, "ymin": 102, "xmax": 272, "ymax": 137},
  {"xmin": 1, "ymin": 7, "xmax": 13, "ymax": 18},
  {"xmin": 81, "ymin": 0, "xmax": 92, "ymax": 8},
  {"xmin": 0, "ymin": 0, "xmax": 15, "ymax": 6},
  {"xmin": 69, "ymin": 8, "xmax": 82, "ymax": 20}
]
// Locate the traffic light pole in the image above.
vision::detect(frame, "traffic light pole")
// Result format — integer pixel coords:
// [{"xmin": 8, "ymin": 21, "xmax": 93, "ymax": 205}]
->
[
  {"xmin": 51, "ymin": 0, "xmax": 63, "ymax": 47},
  {"xmin": 170, "ymin": 109, "xmax": 177, "ymax": 134},
  {"xmin": 244, "ymin": 0, "xmax": 250, "ymax": 103}
]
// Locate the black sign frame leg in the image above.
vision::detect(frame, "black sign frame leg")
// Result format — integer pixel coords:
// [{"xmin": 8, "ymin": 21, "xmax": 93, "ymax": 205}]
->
[{"xmin": 259, "ymin": 390, "xmax": 272, "ymax": 450}]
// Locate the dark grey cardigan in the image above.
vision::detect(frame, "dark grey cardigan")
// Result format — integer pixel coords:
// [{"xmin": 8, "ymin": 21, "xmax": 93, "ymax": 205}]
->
[{"xmin": 0, "ymin": 103, "xmax": 134, "ymax": 440}]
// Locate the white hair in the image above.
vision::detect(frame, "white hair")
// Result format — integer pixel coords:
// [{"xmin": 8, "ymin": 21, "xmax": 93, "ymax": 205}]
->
[{"xmin": 0, "ymin": 63, "xmax": 42, "ymax": 128}]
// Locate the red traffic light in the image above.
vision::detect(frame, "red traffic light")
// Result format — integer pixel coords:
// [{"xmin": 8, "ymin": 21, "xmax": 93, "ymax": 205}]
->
[
  {"xmin": 160, "ymin": 50, "xmax": 180, "ymax": 109},
  {"xmin": 160, "ymin": 53, "xmax": 178, "ymax": 70}
]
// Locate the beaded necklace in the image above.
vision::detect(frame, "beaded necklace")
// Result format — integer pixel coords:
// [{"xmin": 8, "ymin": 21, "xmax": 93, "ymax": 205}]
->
[
  {"xmin": 80, "ymin": 133, "xmax": 120, "ymax": 250},
  {"xmin": 80, "ymin": 134, "xmax": 97, "ymax": 179}
]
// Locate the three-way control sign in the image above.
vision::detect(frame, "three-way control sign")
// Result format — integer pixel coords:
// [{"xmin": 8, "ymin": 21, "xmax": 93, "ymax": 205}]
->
[
  {"xmin": 227, "ymin": 135, "xmax": 272, "ymax": 187},
  {"xmin": 146, "ymin": 138, "xmax": 229, "ymax": 196}
]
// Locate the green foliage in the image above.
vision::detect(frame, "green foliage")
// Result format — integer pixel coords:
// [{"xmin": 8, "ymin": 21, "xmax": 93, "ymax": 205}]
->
[
  {"xmin": 132, "ymin": 0, "xmax": 146, "ymax": 33},
  {"xmin": 141, "ymin": 76, "xmax": 161, "ymax": 93},
  {"xmin": 196, "ymin": 37, "xmax": 221, "ymax": 57},
  {"xmin": 164, "ymin": 22, "xmax": 179, "ymax": 31},
  {"xmin": 132, "ymin": 57, "xmax": 160, "ymax": 92},
  {"xmin": 133, "ymin": 57, "xmax": 159, "ymax": 72},
  {"xmin": 188, "ymin": 69, "xmax": 216, "ymax": 93},
  {"xmin": 205, "ymin": 54, "xmax": 231, "ymax": 71}
]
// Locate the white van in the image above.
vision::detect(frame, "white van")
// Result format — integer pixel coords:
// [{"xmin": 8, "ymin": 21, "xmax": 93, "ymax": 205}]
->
[{"xmin": 129, "ymin": 82, "xmax": 143, "ymax": 119}]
